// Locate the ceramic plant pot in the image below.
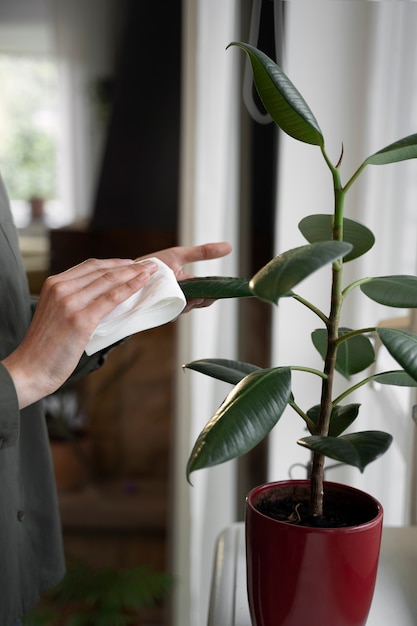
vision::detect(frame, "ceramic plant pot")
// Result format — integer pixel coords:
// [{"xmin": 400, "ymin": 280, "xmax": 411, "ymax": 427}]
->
[{"xmin": 245, "ymin": 480, "xmax": 383, "ymax": 626}]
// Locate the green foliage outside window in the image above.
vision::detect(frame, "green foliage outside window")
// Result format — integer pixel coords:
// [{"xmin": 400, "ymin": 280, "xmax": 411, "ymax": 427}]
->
[{"xmin": 1, "ymin": 124, "xmax": 56, "ymax": 200}]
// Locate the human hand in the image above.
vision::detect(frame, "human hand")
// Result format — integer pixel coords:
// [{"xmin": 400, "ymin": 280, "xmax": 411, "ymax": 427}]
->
[
  {"xmin": 136, "ymin": 241, "xmax": 232, "ymax": 312},
  {"xmin": 2, "ymin": 257, "xmax": 158, "ymax": 408}
]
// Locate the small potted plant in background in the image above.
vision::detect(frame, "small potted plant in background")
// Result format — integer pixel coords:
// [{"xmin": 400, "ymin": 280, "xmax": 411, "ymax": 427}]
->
[
  {"xmin": 179, "ymin": 42, "xmax": 417, "ymax": 626},
  {"xmin": 23, "ymin": 557, "xmax": 173, "ymax": 626},
  {"xmin": 2, "ymin": 123, "xmax": 56, "ymax": 221}
]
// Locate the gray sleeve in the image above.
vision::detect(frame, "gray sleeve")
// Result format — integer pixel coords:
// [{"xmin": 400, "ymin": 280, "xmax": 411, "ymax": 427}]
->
[{"xmin": 0, "ymin": 362, "xmax": 20, "ymax": 449}]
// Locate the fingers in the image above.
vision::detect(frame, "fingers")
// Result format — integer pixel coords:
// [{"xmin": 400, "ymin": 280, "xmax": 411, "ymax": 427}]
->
[
  {"xmin": 135, "ymin": 242, "xmax": 232, "ymax": 267},
  {"xmin": 56, "ymin": 257, "xmax": 137, "ymax": 280},
  {"xmin": 44, "ymin": 258, "xmax": 158, "ymax": 311},
  {"xmin": 183, "ymin": 242, "xmax": 233, "ymax": 263},
  {"xmin": 182, "ymin": 298, "xmax": 214, "ymax": 313}
]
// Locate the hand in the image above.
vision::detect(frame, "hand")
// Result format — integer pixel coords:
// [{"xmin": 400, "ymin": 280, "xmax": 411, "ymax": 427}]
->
[
  {"xmin": 2, "ymin": 242, "xmax": 232, "ymax": 408},
  {"xmin": 2, "ymin": 258, "xmax": 158, "ymax": 408},
  {"xmin": 136, "ymin": 241, "xmax": 232, "ymax": 312}
]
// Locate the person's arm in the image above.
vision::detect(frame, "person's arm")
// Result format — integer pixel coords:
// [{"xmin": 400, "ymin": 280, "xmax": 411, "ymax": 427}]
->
[
  {"xmin": 2, "ymin": 257, "xmax": 158, "ymax": 409},
  {"xmin": 1, "ymin": 242, "xmax": 232, "ymax": 410},
  {"xmin": 0, "ymin": 362, "xmax": 20, "ymax": 448}
]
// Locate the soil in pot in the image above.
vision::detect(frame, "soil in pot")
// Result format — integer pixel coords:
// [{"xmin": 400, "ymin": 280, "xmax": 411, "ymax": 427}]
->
[{"xmin": 255, "ymin": 481, "xmax": 379, "ymax": 528}]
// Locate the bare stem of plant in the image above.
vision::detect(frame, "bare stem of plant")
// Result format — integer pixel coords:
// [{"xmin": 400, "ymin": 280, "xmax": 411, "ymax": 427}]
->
[{"xmin": 309, "ymin": 158, "xmax": 345, "ymax": 518}]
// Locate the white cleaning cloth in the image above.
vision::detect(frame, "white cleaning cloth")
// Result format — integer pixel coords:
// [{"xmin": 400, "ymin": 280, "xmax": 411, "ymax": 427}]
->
[{"xmin": 85, "ymin": 257, "xmax": 186, "ymax": 355}]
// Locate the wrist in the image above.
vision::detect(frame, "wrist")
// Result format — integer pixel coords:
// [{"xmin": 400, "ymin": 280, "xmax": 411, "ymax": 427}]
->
[{"xmin": 1, "ymin": 354, "xmax": 41, "ymax": 409}]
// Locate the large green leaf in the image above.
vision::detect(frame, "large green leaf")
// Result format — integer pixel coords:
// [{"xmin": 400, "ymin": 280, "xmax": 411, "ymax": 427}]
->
[
  {"xmin": 250, "ymin": 241, "xmax": 352, "ymax": 304},
  {"xmin": 312, "ymin": 327, "xmax": 375, "ymax": 378},
  {"xmin": 371, "ymin": 370, "xmax": 417, "ymax": 387},
  {"xmin": 360, "ymin": 275, "xmax": 417, "ymax": 307},
  {"xmin": 377, "ymin": 328, "xmax": 417, "ymax": 381},
  {"xmin": 298, "ymin": 431, "xmax": 393, "ymax": 472},
  {"xmin": 365, "ymin": 133, "xmax": 417, "ymax": 165},
  {"xmin": 229, "ymin": 42, "xmax": 323, "ymax": 146},
  {"xmin": 184, "ymin": 358, "xmax": 260, "ymax": 385},
  {"xmin": 186, "ymin": 367, "xmax": 291, "ymax": 481},
  {"xmin": 179, "ymin": 276, "xmax": 252, "ymax": 300},
  {"xmin": 298, "ymin": 214, "xmax": 375, "ymax": 262},
  {"xmin": 306, "ymin": 404, "xmax": 361, "ymax": 437}
]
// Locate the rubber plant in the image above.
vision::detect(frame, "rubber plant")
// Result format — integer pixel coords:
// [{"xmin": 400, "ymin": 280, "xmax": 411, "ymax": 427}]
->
[{"xmin": 179, "ymin": 42, "xmax": 417, "ymax": 522}]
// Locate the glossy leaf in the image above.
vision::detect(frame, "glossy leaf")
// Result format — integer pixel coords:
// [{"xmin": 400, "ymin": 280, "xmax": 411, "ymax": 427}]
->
[
  {"xmin": 179, "ymin": 276, "xmax": 252, "ymax": 300},
  {"xmin": 360, "ymin": 275, "xmax": 417, "ymax": 308},
  {"xmin": 377, "ymin": 328, "xmax": 417, "ymax": 381},
  {"xmin": 312, "ymin": 327, "xmax": 375, "ymax": 378},
  {"xmin": 298, "ymin": 214, "xmax": 375, "ymax": 262},
  {"xmin": 372, "ymin": 370, "xmax": 417, "ymax": 387},
  {"xmin": 186, "ymin": 367, "xmax": 291, "ymax": 481},
  {"xmin": 229, "ymin": 42, "xmax": 323, "ymax": 146},
  {"xmin": 250, "ymin": 241, "xmax": 352, "ymax": 304},
  {"xmin": 365, "ymin": 133, "xmax": 417, "ymax": 165},
  {"xmin": 306, "ymin": 404, "xmax": 361, "ymax": 437},
  {"xmin": 184, "ymin": 358, "xmax": 260, "ymax": 385},
  {"xmin": 298, "ymin": 431, "xmax": 393, "ymax": 472}
]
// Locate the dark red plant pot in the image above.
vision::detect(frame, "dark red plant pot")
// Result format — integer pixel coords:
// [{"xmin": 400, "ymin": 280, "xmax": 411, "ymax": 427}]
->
[{"xmin": 246, "ymin": 480, "xmax": 383, "ymax": 626}]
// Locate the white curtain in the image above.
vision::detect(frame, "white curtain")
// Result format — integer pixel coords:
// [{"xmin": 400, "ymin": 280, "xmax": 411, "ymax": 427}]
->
[
  {"xmin": 172, "ymin": 1, "xmax": 241, "ymax": 625},
  {"xmin": 270, "ymin": 1, "xmax": 417, "ymax": 526}
]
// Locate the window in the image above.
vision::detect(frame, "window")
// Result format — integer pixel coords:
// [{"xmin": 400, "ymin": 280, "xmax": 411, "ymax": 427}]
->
[{"xmin": 0, "ymin": 54, "xmax": 71, "ymax": 228}]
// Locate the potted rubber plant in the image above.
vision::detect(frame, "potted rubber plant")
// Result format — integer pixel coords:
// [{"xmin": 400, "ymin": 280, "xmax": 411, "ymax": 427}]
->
[{"xmin": 179, "ymin": 42, "xmax": 417, "ymax": 626}]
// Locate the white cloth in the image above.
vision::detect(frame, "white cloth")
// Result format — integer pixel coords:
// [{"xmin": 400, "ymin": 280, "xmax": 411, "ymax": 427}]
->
[{"xmin": 85, "ymin": 257, "xmax": 186, "ymax": 355}]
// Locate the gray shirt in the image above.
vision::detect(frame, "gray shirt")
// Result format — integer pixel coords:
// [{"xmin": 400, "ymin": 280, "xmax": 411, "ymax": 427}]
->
[{"xmin": 0, "ymin": 176, "xmax": 109, "ymax": 624}]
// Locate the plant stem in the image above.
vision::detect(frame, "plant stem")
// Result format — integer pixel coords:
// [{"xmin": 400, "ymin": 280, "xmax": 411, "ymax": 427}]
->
[
  {"xmin": 288, "ymin": 400, "xmax": 316, "ymax": 432},
  {"xmin": 335, "ymin": 327, "xmax": 376, "ymax": 345},
  {"xmin": 332, "ymin": 374, "xmax": 377, "ymax": 405},
  {"xmin": 342, "ymin": 276, "xmax": 373, "ymax": 299},
  {"xmin": 291, "ymin": 293, "xmax": 328, "ymax": 324},
  {"xmin": 309, "ymin": 151, "xmax": 345, "ymax": 518}
]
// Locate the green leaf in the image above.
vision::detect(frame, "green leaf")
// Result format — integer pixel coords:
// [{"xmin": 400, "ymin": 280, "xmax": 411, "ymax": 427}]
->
[
  {"xmin": 307, "ymin": 404, "xmax": 361, "ymax": 437},
  {"xmin": 377, "ymin": 328, "xmax": 417, "ymax": 381},
  {"xmin": 372, "ymin": 370, "xmax": 417, "ymax": 387},
  {"xmin": 179, "ymin": 276, "xmax": 252, "ymax": 299},
  {"xmin": 298, "ymin": 431, "xmax": 393, "ymax": 472},
  {"xmin": 250, "ymin": 241, "xmax": 352, "ymax": 304},
  {"xmin": 186, "ymin": 367, "xmax": 291, "ymax": 481},
  {"xmin": 312, "ymin": 328, "xmax": 375, "ymax": 378},
  {"xmin": 360, "ymin": 275, "xmax": 417, "ymax": 307},
  {"xmin": 298, "ymin": 214, "xmax": 375, "ymax": 262},
  {"xmin": 229, "ymin": 42, "xmax": 323, "ymax": 146},
  {"xmin": 365, "ymin": 133, "xmax": 417, "ymax": 165},
  {"xmin": 184, "ymin": 358, "xmax": 260, "ymax": 385}
]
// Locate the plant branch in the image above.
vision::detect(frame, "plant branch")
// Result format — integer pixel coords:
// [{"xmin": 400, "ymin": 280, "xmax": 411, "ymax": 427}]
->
[
  {"xmin": 343, "ymin": 160, "xmax": 369, "ymax": 194},
  {"xmin": 291, "ymin": 293, "xmax": 328, "ymax": 324},
  {"xmin": 289, "ymin": 400, "xmax": 316, "ymax": 432},
  {"xmin": 332, "ymin": 374, "xmax": 377, "ymax": 405},
  {"xmin": 335, "ymin": 327, "xmax": 376, "ymax": 345},
  {"xmin": 290, "ymin": 365, "xmax": 328, "ymax": 379},
  {"xmin": 342, "ymin": 276, "xmax": 372, "ymax": 299}
]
